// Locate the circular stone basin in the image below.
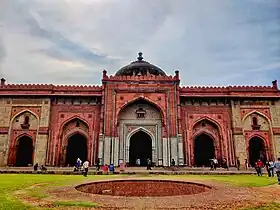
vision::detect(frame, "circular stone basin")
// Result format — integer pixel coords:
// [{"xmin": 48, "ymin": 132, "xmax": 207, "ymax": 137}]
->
[{"xmin": 76, "ymin": 180, "xmax": 211, "ymax": 197}]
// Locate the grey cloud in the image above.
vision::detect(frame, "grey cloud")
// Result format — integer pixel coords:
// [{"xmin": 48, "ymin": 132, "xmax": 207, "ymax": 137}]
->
[{"xmin": 0, "ymin": 0, "xmax": 279, "ymax": 85}]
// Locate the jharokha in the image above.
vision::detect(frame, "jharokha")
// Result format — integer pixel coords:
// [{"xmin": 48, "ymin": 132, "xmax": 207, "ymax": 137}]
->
[{"xmin": 0, "ymin": 52, "xmax": 280, "ymax": 168}]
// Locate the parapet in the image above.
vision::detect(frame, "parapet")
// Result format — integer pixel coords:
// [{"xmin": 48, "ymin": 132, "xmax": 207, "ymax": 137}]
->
[
  {"xmin": 180, "ymin": 80, "xmax": 279, "ymax": 97},
  {"xmin": 0, "ymin": 79, "xmax": 102, "ymax": 96}
]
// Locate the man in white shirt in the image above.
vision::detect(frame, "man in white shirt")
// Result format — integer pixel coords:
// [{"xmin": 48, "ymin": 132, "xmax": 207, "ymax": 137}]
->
[
  {"xmin": 275, "ymin": 157, "xmax": 280, "ymax": 184},
  {"xmin": 83, "ymin": 160, "xmax": 89, "ymax": 177}
]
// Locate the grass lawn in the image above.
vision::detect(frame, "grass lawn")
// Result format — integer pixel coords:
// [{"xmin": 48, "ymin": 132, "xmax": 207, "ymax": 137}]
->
[{"xmin": 0, "ymin": 174, "xmax": 278, "ymax": 210}]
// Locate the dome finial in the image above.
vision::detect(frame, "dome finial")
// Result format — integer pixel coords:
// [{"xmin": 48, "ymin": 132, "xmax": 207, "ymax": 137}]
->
[{"xmin": 137, "ymin": 52, "xmax": 143, "ymax": 61}]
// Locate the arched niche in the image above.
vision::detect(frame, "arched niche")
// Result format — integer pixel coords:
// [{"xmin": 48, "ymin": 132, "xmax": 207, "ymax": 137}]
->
[
  {"xmin": 243, "ymin": 112, "xmax": 270, "ymax": 131},
  {"xmin": 117, "ymin": 99, "xmax": 162, "ymax": 166},
  {"xmin": 194, "ymin": 133, "xmax": 215, "ymax": 167},
  {"xmin": 12, "ymin": 111, "xmax": 39, "ymax": 130},
  {"xmin": 65, "ymin": 133, "xmax": 88, "ymax": 166},
  {"xmin": 59, "ymin": 118, "xmax": 90, "ymax": 166},
  {"xmin": 118, "ymin": 99, "xmax": 162, "ymax": 121},
  {"xmin": 128, "ymin": 130, "xmax": 153, "ymax": 166},
  {"xmin": 15, "ymin": 135, "xmax": 34, "ymax": 166},
  {"xmin": 248, "ymin": 136, "xmax": 267, "ymax": 166},
  {"xmin": 191, "ymin": 118, "xmax": 222, "ymax": 165}
]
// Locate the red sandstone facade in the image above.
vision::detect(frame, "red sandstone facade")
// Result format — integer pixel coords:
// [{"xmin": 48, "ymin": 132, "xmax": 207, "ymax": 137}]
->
[{"xmin": 0, "ymin": 53, "xmax": 279, "ymax": 167}]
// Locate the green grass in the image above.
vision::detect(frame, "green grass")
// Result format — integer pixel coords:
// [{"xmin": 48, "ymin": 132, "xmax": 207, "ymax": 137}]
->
[
  {"xmin": 0, "ymin": 174, "xmax": 115, "ymax": 210},
  {"xmin": 0, "ymin": 174, "xmax": 278, "ymax": 210},
  {"xmin": 242, "ymin": 202, "xmax": 280, "ymax": 210},
  {"xmin": 53, "ymin": 201, "xmax": 98, "ymax": 207}
]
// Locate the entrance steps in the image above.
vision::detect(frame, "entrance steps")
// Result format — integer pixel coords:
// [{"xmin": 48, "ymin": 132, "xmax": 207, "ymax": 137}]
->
[{"xmin": 0, "ymin": 166, "xmax": 259, "ymax": 175}]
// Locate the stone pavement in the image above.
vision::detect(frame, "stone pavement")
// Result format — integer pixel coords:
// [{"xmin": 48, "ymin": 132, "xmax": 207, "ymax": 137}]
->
[{"xmin": 0, "ymin": 166, "xmax": 261, "ymax": 175}]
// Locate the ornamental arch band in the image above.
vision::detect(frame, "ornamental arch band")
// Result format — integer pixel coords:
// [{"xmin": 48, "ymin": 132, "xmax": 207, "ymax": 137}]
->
[{"xmin": 0, "ymin": 53, "xmax": 279, "ymax": 167}]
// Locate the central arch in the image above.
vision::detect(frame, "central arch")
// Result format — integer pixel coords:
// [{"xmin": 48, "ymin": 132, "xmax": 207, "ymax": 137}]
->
[
  {"xmin": 249, "ymin": 137, "xmax": 266, "ymax": 166},
  {"xmin": 129, "ymin": 130, "xmax": 152, "ymax": 166},
  {"xmin": 16, "ymin": 136, "xmax": 33, "ymax": 166},
  {"xmin": 65, "ymin": 133, "xmax": 88, "ymax": 166},
  {"xmin": 194, "ymin": 134, "xmax": 215, "ymax": 167}
]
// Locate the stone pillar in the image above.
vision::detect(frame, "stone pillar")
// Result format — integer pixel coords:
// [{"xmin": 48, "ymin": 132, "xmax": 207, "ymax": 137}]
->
[
  {"xmin": 103, "ymin": 136, "xmax": 111, "ymax": 165},
  {"xmin": 162, "ymin": 137, "xmax": 168, "ymax": 166},
  {"xmin": 0, "ymin": 134, "xmax": 8, "ymax": 166},
  {"xmin": 34, "ymin": 134, "xmax": 48, "ymax": 165},
  {"xmin": 111, "ymin": 137, "xmax": 119, "ymax": 166},
  {"xmin": 98, "ymin": 133, "xmax": 104, "ymax": 165},
  {"xmin": 177, "ymin": 134, "xmax": 184, "ymax": 165},
  {"xmin": 170, "ymin": 137, "xmax": 178, "ymax": 164},
  {"xmin": 233, "ymin": 134, "xmax": 247, "ymax": 165},
  {"xmin": 274, "ymin": 135, "xmax": 280, "ymax": 159}
]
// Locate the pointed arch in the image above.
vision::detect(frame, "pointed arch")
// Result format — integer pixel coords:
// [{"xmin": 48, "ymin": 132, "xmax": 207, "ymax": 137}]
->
[
  {"xmin": 64, "ymin": 129, "xmax": 89, "ymax": 142},
  {"xmin": 248, "ymin": 135, "xmax": 267, "ymax": 166},
  {"xmin": 117, "ymin": 97, "xmax": 165, "ymax": 125},
  {"xmin": 58, "ymin": 116, "xmax": 90, "ymax": 166},
  {"xmin": 242, "ymin": 110, "xmax": 270, "ymax": 122},
  {"xmin": 194, "ymin": 133, "xmax": 215, "ymax": 166},
  {"xmin": 192, "ymin": 116, "xmax": 222, "ymax": 132},
  {"xmin": 125, "ymin": 126, "xmax": 155, "ymax": 164},
  {"xmin": 60, "ymin": 116, "xmax": 90, "ymax": 129},
  {"xmin": 15, "ymin": 135, "xmax": 34, "ymax": 166},
  {"xmin": 127, "ymin": 126, "xmax": 155, "ymax": 142},
  {"xmin": 15, "ymin": 133, "xmax": 34, "ymax": 145},
  {"xmin": 65, "ymin": 132, "xmax": 88, "ymax": 166},
  {"xmin": 10, "ymin": 109, "xmax": 39, "ymax": 124},
  {"xmin": 127, "ymin": 127, "xmax": 154, "ymax": 166},
  {"xmin": 193, "ymin": 130, "xmax": 216, "ymax": 142}
]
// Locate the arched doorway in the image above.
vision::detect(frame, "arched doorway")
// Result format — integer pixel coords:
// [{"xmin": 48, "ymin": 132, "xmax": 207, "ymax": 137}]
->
[
  {"xmin": 129, "ymin": 131, "xmax": 152, "ymax": 166},
  {"xmin": 16, "ymin": 136, "xmax": 33, "ymax": 166},
  {"xmin": 249, "ymin": 137, "xmax": 266, "ymax": 166},
  {"xmin": 194, "ymin": 134, "xmax": 215, "ymax": 167},
  {"xmin": 65, "ymin": 133, "xmax": 88, "ymax": 166}
]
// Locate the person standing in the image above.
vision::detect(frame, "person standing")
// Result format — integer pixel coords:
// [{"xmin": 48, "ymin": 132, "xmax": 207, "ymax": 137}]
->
[
  {"xmin": 268, "ymin": 160, "xmax": 275, "ymax": 177},
  {"xmin": 33, "ymin": 163, "xmax": 38, "ymax": 171},
  {"xmin": 83, "ymin": 160, "xmax": 89, "ymax": 177},
  {"xmin": 236, "ymin": 157, "xmax": 240, "ymax": 171},
  {"xmin": 213, "ymin": 158, "xmax": 218, "ymax": 170},
  {"xmin": 245, "ymin": 159, "xmax": 248, "ymax": 170},
  {"xmin": 77, "ymin": 158, "xmax": 82, "ymax": 171},
  {"xmin": 147, "ymin": 158, "xmax": 152, "ymax": 170},
  {"xmin": 275, "ymin": 158, "xmax": 280, "ymax": 184},
  {"xmin": 265, "ymin": 161, "xmax": 272, "ymax": 177},
  {"xmin": 96, "ymin": 158, "xmax": 100, "ymax": 172},
  {"xmin": 136, "ymin": 158, "xmax": 141, "ymax": 166},
  {"xmin": 255, "ymin": 159, "xmax": 264, "ymax": 176}
]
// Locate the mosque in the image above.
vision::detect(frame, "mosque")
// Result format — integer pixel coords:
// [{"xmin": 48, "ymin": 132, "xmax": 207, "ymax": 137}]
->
[{"xmin": 0, "ymin": 52, "xmax": 279, "ymax": 167}]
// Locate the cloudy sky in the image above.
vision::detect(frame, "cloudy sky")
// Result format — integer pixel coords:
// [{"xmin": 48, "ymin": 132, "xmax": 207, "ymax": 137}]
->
[{"xmin": 0, "ymin": 0, "xmax": 279, "ymax": 86}]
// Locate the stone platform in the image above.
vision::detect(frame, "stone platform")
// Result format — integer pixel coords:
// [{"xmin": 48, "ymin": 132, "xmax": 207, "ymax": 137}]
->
[{"xmin": 0, "ymin": 166, "xmax": 260, "ymax": 175}]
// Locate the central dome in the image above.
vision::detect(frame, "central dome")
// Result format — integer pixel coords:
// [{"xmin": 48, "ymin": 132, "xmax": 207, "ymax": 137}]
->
[{"xmin": 115, "ymin": 52, "xmax": 166, "ymax": 76}]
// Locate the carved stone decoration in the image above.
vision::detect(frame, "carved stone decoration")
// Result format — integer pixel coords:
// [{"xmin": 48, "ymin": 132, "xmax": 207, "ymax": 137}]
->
[{"xmin": 135, "ymin": 107, "xmax": 146, "ymax": 119}]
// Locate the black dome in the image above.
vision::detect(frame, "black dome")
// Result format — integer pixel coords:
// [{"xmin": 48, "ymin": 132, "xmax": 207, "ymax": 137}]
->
[{"xmin": 115, "ymin": 52, "xmax": 166, "ymax": 76}]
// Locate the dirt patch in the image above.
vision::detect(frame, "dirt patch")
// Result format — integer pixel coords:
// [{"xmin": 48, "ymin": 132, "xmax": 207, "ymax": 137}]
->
[
  {"xmin": 76, "ymin": 179, "xmax": 210, "ymax": 197},
  {"xmin": 12, "ymin": 177, "xmax": 280, "ymax": 210}
]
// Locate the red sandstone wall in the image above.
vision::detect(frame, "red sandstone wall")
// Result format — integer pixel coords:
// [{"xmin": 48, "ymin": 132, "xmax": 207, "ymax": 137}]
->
[
  {"xmin": 102, "ymin": 82, "xmax": 179, "ymax": 139},
  {"xmin": 48, "ymin": 98, "xmax": 101, "ymax": 166}
]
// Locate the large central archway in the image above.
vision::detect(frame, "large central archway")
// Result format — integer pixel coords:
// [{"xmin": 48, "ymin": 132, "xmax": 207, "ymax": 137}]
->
[
  {"xmin": 65, "ymin": 133, "xmax": 88, "ymax": 166},
  {"xmin": 16, "ymin": 136, "xmax": 33, "ymax": 166},
  {"xmin": 194, "ymin": 134, "xmax": 215, "ymax": 167},
  {"xmin": 249, "ymin": 137, "xmax": 266, "ymax": 166},
  {"xmin": 129, "ymin": 131, "xmax": 152, "ymax": 166}
]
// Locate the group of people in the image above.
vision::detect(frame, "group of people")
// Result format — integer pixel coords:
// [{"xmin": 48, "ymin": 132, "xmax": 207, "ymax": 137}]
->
[
  {"xmin": 73, "ymin": 158, "xmax": 89, "ymax": 177},
  {"xmin": 135, "ymin": 158, "xmax": 152, "ymax": 170},
  {"xmin": 254, "ymin": 158, "xmax": 280, "ymax": 178},
  {"xmin": 33, "ymin": 163, "xmax": 47, "ymax": 172}
]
